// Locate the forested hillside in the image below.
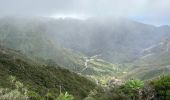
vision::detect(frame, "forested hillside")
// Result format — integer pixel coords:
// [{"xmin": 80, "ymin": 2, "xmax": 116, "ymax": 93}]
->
[{"xmin": 0, "ymin": 46, "xmax": 99, "ymax": 99}]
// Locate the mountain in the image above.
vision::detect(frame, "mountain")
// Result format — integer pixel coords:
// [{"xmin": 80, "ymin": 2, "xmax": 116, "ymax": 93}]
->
[
  {"xmin": 2, "ymin": 17, "xmax": 169, "ymax": 64},
  {"xmin": 0, "ymin": 46, "xmax": 98, "ymax": 99},
  {"xmin": 0, "ymin": 17, "xmax": 121, "ymax": 81},
  {"xmin": 122, "ymin": 37, "xmax": 170, "ymax": 80},
  {"xmin": 0, "ymin": 16, "xmax": 170, "ymax": 100},
  {"xmin": 41, "ymin": 18, "xmax": 169, "ymax": 63},
  {"xmin": 0, "ymin": 17, "xmax": 82, "ymax": 71},
  {"xmin": 0, "ymin": 17, "xmax": 170, "ymax": 81}
]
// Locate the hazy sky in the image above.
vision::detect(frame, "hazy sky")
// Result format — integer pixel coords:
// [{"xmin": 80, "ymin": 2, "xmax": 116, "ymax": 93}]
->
[{"xmin": 0, "ymin": 0, "xmax": 170, "ymax": 25}]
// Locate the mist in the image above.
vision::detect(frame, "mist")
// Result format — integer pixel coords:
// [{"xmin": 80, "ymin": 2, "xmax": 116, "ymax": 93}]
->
[
  {"xmin": 0, "ymin": 0, "xmax": 170, "ymax": 25},
  {"xmin": 0, "ymin": 0, "xmax": 170, "ymax": 99}
]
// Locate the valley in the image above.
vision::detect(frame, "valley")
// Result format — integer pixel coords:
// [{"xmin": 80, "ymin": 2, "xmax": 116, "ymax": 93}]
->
[{"xmin": 0, "ymin": 17, "xmax": 170, "ymax": 99}]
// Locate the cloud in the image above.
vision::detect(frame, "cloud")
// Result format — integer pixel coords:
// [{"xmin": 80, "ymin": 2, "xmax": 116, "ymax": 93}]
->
[
  {"xmin": 0, "ymin": 0, "xmax": 170, "ymax": 25},
  {"xmin": 0, "ymin": 0, "xmax": 75, "ymax": 16},
  {"xmin": 133, "ymin": 0, "xmax": 170, "ymax": 25}
]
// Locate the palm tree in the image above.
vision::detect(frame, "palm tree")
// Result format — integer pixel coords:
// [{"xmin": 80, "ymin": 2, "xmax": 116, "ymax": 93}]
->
[{"xmin": 123, "ymin": 79, "xmax": 144, "ymax": 100}]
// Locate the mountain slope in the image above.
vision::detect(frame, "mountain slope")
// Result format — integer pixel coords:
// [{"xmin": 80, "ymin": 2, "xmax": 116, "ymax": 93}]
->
[
  {"xmin": 0, "ymin": 17, "xmax": 121, "ymax": 80},
  {"xmin": 2, "ymin": 17, "xmax": 169, "ymax": 64},
  {"xmin": 0, "ymin": 46, "xmax": 97, "ymax": 99},
  {"xmin": 0, "ymin": 17, "xmax": 86, "ymax": 71},
  {"xmin": 45, "ymin": 18, "xmax": 169, "ymax": 63},
  {"xmin": 122, "ymin": 38, "xmax": 170, "ymax": 80},
  {"xmin": 1, "ymin": 17, "xmax": 170, "ymax": 81},
  {"xmin": 3, "ymin": 17, "xmax": 168, "ymax": 63}
]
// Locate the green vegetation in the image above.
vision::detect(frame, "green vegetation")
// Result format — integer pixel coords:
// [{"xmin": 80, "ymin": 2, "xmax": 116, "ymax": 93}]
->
[
  {"xmin": 0, "ymin": 75, "xmax": 79, "ymax": 100},
  {"xmin": 122, "ymin": 79, "xmax": 144, "ymax": 100},
  {"xmin": 0, "ymin": 19, "xmax": 123, "ymax": 81},
  {"xmin": 123, "ymin": 42, "xmax": 170, "ymax": 80},
  {"xmin": 0, "ymin": 19, "xmax": 87, "ymax": 72},
  {"xmin": 86, "ymin": 75, "xmax": 169, "ymax": 100},
  {"xmin": 0, "ymin": 47, "xmax": 98, "ymax": 99},
  {"xmin": 57, "ymin": 92, "xmax": 74, "ymax": 100},
  {"xmin": 0, "ymin": 18, "xmax": 170, "ymax": 100},
  {"xmin": 83, "ymin": 96, "xmax": 96, "ymax": 100},
  {"xmin": 150, "ymin": 75, "xmax": 170, "ymax": 100},
  {"xmin": 1, "ymin": 47, "xmax": 168, "ymax": 100},
  {"xmin": 80, "ymin": 58, "xmax": 122, "ymax": 84},
  {"xmin": 0, "ymin": 75, "xmax": 40, "ymax": 100}
]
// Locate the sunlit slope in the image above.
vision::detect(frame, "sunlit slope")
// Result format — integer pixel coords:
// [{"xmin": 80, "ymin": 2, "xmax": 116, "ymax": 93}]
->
[{"xmin": 79, "ymin": 57, "xmax": 121, "ymax": 76}]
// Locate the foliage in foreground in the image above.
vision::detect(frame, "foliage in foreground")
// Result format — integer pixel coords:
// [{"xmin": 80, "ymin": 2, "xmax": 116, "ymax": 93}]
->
[
  {"xmin": 122, "ymin": 79, "xmax": 144, "ymax": 100},
  {"xmin": 90, "ymin": 75, "xmax": 170, "ymax": 100},
  {"xmin": 1, "ymin": 75, "xmax": 170, "ymax": 100},
  {"xmin": 57, "ymin": 92, "xmax": 74, "ymax": 100},
  {"xmin": 150, "ymin": 75, "xmax": 170, "ymax": 100},
  {"xmin": 0, "ymin": 76, "xmax": 75, "ymax": 100}
]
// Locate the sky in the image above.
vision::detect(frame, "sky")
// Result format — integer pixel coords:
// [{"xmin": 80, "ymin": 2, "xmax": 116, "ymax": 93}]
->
[{"xmin": 0, "ymin": 0, "xmax": 170, "ymax": 25}]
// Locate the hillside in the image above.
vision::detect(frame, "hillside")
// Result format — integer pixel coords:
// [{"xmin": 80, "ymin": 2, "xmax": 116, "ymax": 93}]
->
[
  {"xmin": 0, "ymin": 46, "xmax": 98, "ymax": 99},
  {"xmin": 2, "ymin": 17, "xmax": 169, "ymax": 64},
  {"xmin": 122, "ymin": 38, "xmax": 170, "ymax": 80},
  {"xmin": 0, "ymin": 17, "xmax": 122, "ymax": 81},
  {"xmin": 1, "ymin": 0, "xmax": 170, "ymax": 99},
  {"xmin": 44, "ymin": 18, "xmax": 169, "ymax": 63},
  {"xmin": 0, "ymin": 17, "xmax": 84, "ymax": 71},
  {"xmin": 1, "ymin": 17, "xmax": 170, "ymax": 81}
]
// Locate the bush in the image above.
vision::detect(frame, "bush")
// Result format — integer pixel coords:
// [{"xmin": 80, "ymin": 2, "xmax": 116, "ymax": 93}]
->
[
  {"xmin": 84, "ymin": 96, "xmax": 96, "ymax": 100},
  {"xmin": 56, "ymin": 92, "xmax": 74, "ymax": 100},
  {"xmin": 122, "ymin": 79, "xmax": 144, "ymax": 100},
  {"xmin": 150, "ymin": 75, "xmax": 170, "ymax": 100}
]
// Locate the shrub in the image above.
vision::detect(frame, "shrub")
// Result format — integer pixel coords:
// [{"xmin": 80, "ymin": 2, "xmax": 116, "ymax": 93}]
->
[
  {"xmin": 122, "ymin": 79, "xmax": 144, "ymax": 100},
  {"xmin": 56, "ymin": 92, "xmax": 74, "ymax": 100},
  {"xmin": 150, "ymin": 75, "xmax": 170, "ymax": 100},
  {"xmin": 84, "ymin": 96, "xmax": 96, "ymax": 100}
]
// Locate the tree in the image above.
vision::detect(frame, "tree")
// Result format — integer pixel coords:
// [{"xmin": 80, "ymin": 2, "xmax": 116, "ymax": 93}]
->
[{"xmin": 123, "ymin": 79, "xmax": 144, "ymax": 100}]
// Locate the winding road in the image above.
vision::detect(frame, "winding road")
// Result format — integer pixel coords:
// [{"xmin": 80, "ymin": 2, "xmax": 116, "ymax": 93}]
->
[{"xmin": 80, "ymin": 54, "xmax": 101, "ymax": 73}]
